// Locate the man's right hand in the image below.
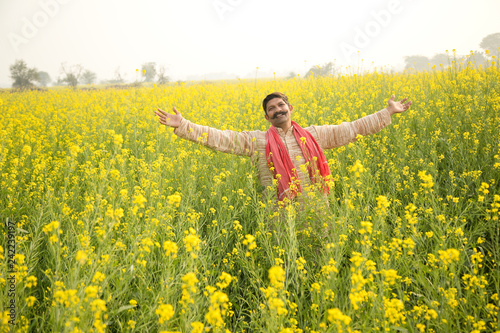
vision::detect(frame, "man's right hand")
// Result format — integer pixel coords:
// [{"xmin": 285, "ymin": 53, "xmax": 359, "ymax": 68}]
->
[{"xmin": 155, "ymin": 107, "xmax": 183, "ymax": 128}]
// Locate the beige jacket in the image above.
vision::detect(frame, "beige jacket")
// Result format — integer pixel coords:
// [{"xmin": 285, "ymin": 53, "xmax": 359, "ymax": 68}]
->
[{"xmin": 174, "ymin": 108, "xmax": 392, "ymax": 189}]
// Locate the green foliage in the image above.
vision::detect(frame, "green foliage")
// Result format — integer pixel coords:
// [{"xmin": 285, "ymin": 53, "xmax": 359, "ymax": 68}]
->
[
  {"xmin": 157, "ymin": 66, "xmax": 170, "ymax": 85},
  {"xmin": 0, "ymin": 61, "xmax": 499, "ymax": 332},
  {"xmin": 404, "ymin": 55, "xmax": 430, "ymax": 70},
  {"xmin": 9, "ymin": 59, "xmax": 39, "ymax": 88},
  {"xmin": 305, "ymin": 62, "xmax": 337, "ymax": 78},
  {"xmin": 81, "ymin": 70, "xmax": 97, "ymax": 85},
  {"xmin": 141, "ymin": 62, "xmax": 157, "ymax": 82},
  {"xmin": 480, "ymin": 32, "xmax": 500, "ymax": 53},
  {"xmin": 59, "ymin": 63, "xmax": 84, "ymax": 88},
  {"xmin": 37, "ymin": 71, "xmax": 51, "ymax": 87}
]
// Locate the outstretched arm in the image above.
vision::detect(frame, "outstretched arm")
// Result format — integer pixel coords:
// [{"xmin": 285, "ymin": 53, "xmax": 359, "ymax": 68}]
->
[
  {"xmin": 312, "ymin": 94, "xmax": 412, "ymax": 149},
  {"xmin": 154, "ymin": 106, "xmax": 256, "ymax": 157}
]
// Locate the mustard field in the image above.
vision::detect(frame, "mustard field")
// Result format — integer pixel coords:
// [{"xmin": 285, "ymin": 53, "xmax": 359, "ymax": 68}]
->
[{"xmin": 0, "ymin": 61, "xmax": 499, "ymax": 332}]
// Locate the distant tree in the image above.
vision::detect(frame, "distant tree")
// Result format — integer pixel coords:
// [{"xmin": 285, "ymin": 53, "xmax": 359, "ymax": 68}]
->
[
  {"xmin": 287, "ymin": 72, "xmax": 297, "ymax": 79},
  {"xmin": 141, "ymin": 62, "xmax": 157, "ymax": 82},
  {"xmin": 37, "ymin": 71, "xmax": 51, "ymax": 87},
  {"xmin": 112, "ymin": 67, "xmax": 125, "ymax": 84},
  {"xmin": 430, "ymin": 53, "xmax": 449, "ymax": 67},
  {"xmin": 480, "ymin": 33, "xmax": 500, "ymax": 53},
  {"xmin": 81, "ymin": 70, "xmax": 97, "ymax": 85},
  {"xmin": 59, "ymin": 63, "xmax": 84, "ymax": 88},
  {"xmin": 100, "ymin": 67, "xmax": 126, "ymax": 85},
  {"xmin": 305, "ymin": 62, "xmax": 336, "ymax": 78},
  {"xmin": 404, "ymin": 55, "xmax": 430, "ymax": 70},
  {"xmin": 9, "ymin": 59, "xmax": 39, "ymax": 88},
  {"xmin": 464, "ymin": 51, "xmax": 488, "ymax": 67},
  {"xmin": 157, "ymin": 66, "xmax": 170, "ymax": 85}
]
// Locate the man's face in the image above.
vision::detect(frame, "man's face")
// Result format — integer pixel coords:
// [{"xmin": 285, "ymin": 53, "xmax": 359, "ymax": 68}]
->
[{"xmin": 264, "ymin": 97, "xmax": 293, "ymax": 128}]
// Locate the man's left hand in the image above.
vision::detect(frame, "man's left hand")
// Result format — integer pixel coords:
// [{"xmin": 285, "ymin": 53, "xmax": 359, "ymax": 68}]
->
[{"xmin": 387, "ymin": 94, "xmax": 412, "ymax": 115}]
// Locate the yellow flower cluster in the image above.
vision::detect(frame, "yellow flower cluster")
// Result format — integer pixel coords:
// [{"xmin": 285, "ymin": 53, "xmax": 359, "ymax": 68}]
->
[
  {"xmin": 180, "ymin": 272, "xmax": 199, "ymax": 308},
  {"xmin": 167, "ymin": 193, "xmax": 182, "ymax": 208},
  {"xmin": 438, "ymin": 248, "xmax": 460, "ymax": 266},
  {"xmin": 327, "ymin": 308, "xmax": 352, "ymax": 332},
  {"xmin": 156, "ymin": 304, "xmax": 175, "ymax": 324},
  {"xmin": 183, "ymin": 228, "xmax": 201, "ymax": 258},
  {"xmin": 268, "ymin": 266, "xmax": 286, "ymax": 289},
  {"xmin": 1, "ymin": 59, "xmax": 499, "ymax": 332},
  {"xmin": 163, "ymin": 240, "xmax": 178, "ymax": 258}
]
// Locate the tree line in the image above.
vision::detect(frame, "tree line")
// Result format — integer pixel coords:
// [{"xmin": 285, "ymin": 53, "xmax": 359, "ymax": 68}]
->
[
  {"xmin": 297, "ymin": 32, "xmax": 500, "ymax": 78},
  {"xmin": 8, "ymin": 33, "xmax": 500, "ymax": 88},
  {"xmin": 8, "ymin": 61, "xmax": 171, "ymax": 89}
]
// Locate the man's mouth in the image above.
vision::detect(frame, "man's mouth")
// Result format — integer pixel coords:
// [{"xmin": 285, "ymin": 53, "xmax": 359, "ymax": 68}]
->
[{"xmin": 273, "ymin": 112, "xmax": 287, "ymax": 119}]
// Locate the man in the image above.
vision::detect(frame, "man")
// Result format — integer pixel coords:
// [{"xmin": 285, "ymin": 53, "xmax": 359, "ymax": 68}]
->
[{"xmin": 155, "ymin": 92, "xmax": 411, "ymax": 202}]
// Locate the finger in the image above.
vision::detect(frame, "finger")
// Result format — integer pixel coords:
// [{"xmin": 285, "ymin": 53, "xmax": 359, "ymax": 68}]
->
[
  {"xmin": 159, "ymin": 116, "xmax": 171, "ymax": 125},
  {"xmin": 157, "ymin": 108, "xmax": 169, "ymax": 116},
  {"xmin": 399, "ymin": 97, "xmax": 408, "ymax": 104},
  {"xmin": 173, "ymin": 106, "xmax": 180, "ymax": 115},
  {"xmin": 390, "ymin": 94, "xmax": 395, "ymax": 101}
]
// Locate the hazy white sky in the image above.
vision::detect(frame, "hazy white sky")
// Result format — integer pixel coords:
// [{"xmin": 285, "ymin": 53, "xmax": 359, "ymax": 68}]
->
[{"xmin": 1, "ymin": 0, "xmax": 499, "ymax": 86}]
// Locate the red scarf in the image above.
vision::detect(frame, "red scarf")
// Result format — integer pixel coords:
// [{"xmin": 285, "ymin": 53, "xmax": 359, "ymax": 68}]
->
[{"xmin": 266, "ymin": 121, "xmax": 331, "ymax": 201}]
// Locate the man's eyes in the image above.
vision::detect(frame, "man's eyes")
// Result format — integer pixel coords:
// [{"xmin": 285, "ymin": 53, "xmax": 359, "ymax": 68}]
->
[
  {"xmin": 268, "ymin": 103, "xmax": 285, "ymax": 113},
  {"xmin": 269, "ymin": 104, "xmax": 284, "ymax": 111}
]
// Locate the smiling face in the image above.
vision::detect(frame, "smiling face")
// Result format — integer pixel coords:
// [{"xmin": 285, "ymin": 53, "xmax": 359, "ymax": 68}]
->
[{"xmin": 264, "ymin": 97, "xmax": 293, "ymax": 130}]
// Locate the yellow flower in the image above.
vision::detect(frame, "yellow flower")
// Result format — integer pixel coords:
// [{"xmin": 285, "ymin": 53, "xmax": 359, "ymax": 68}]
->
[
  {"xmin": 42, "ymin": 221, "xmax": 59, "ymax": 234},
  {"xmin": 376, "ymin": 195, "xmax": 390, "ymax": 215},
  {"xmin": 216, "ymin": 272, "xmax": 233, "ymax": 289},
  {"xmin": 113, "ymin": 134, "xmax": 123, "ymax": 146},
  {"xmin": 191, "ymin": 322, "xmax": 205, "ymax": 333},
  {"xmin": 327, "ymin": 307, "xmax": 352, "ymax": 325},
  {"xmin": 242, "ymin": 234, "xmax": 257, "ymax": 250},
  {"xmin": 90, "ymin": 299, "xmax": 107, "ymax": 313},
  {"xmin": 26, "ymin": 296, "xmax": 37, "ymax": 307},
  {"xmin": 76, "ymin": 250, "xmax": 88, "ymax": 265},
  {"xmin": 132, "ymin": 194, "xmax": 147, "ymax": 208},
  {"xmin": 311, "ymin": 282, "xmax": 321, "ymax": 292},
  {"xmin": 438, "ymin": 248, "xmax": 460, "ymax": 265},
  {"xmin": 384, "ymin": 298, "xmax": 406, "ymax": 324},
  {"xmin": 92, "ymin": 271, "xmax": 106, "ymax": 283},
  {"xmin": 156, "ymin": 304, "xmax": 175, "ymax": 324},
  {"xmin": 84, "ymin": 285, "xmax": 100, "ymax": 300},
  {"xmin": 380, "ymin": 269, "xmax": 401, "ymax": 286},
  {"xmin": 269, "ymin": 297, "xmax": 288, "ymax": 315},
  {"xmin": 180, "ymin": 272, "xmax": 199, "ymax": 308},
  {"xmin": 25, "ymin": 275, "xmax": 37, "ymax": 288},
  {"xmin": 167, "ymin": 193, "xmax": 182, "ymax": 207},
  {"xmin": 418, "ymin": 170, "xmax": 434, "ymax": 190},
  {"xmin": 268, "ymin": 266, "xmax": 286, "ymax": 289},
  {"xmin": 163, "ymin": 240, "xmax": 179, "ymax": 258},
  {"xmin": 183, "ymin": 228, "xmax": 201, "ymax": 254}
]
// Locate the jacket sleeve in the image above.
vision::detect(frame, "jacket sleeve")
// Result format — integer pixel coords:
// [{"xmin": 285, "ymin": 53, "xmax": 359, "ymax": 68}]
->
[
  {"xmin": 312, "ymin": 108, "xmax": 392, "ymax": 149},
  {"xmin": 173, "ymin": 118, "xmax": 256, "ymax": 157}
]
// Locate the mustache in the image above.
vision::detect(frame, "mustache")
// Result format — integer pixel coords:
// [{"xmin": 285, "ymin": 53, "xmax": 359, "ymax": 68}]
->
[{"xmin": 273, "ymin": 111, "xmax": 287, "ymax": 119}]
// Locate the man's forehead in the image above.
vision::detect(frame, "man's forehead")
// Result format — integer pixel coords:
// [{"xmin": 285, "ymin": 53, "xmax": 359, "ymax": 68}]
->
[{"xmin": 266, "ymin": 98, "xmax": 285, "ymax": 108}]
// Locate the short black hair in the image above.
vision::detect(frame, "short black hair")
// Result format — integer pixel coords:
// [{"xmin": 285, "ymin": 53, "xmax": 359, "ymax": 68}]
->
[{"xmin": 262, "ymin": 92, "xmax": 289, "ymax": 114}]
